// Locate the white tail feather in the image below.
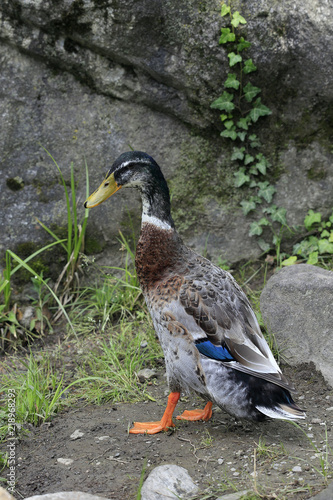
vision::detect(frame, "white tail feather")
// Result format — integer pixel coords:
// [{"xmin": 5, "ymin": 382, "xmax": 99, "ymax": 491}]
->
[{"xmin": 256, "ymin": 405, "xmax": 306, "ymax": 421}]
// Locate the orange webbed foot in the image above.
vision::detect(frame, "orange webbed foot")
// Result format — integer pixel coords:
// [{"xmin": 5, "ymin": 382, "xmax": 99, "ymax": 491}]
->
[
  {"xmin": 176, "ymin": 401, "xmax": 213, "ymax": 421},
  {"xmin": 129, "ymin": 391, "xmax": 180, "ymax": 435},
  {"xmin": 129, "ymin": 420, "xmax": 175, "ymax": 435}
]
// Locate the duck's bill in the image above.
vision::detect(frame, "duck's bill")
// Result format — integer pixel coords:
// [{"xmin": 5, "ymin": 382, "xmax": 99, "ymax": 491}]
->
[{"xmin": 84, "ymin": 172, "xmax": 122, "ymax": 208}]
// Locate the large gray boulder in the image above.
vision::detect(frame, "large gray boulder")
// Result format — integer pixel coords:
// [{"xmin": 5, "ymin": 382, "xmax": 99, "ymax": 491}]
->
[
  {"xmin": 1, "ymin": 0, "xmax": 333, "ymax": 270},
  {"xmin": 260, "ymin": 264, "xmax": 333, "ymax": 387}
]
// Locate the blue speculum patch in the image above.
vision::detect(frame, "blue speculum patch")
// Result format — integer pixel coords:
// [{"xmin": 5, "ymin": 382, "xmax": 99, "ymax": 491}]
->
[{"xmin": 195, "ymin": 340, "xmax": 234, "ymax": 361}]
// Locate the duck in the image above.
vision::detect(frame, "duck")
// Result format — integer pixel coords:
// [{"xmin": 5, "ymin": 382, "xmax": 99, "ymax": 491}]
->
[{"xmin": 84, "ymin": 151, "xmax": 305, "ymax": 434}]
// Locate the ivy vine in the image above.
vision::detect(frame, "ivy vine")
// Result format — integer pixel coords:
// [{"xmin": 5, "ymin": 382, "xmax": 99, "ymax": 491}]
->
[{"xmin": 211, "ymin": 2, "xmax": 287, "ymax": 254}]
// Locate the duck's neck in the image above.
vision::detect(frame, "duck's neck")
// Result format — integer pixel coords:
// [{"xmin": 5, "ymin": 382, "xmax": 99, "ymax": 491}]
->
[
  {"xmin": 139, "ymin": 171, "xmax": 175, "ymax": 230},
  {"xmin": 134, "ymin": 168, "xmax": 182, "ymax": 291}
]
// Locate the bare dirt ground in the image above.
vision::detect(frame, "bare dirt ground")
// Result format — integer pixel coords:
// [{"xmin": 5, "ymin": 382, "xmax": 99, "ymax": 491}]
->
[{"xmin": 6, "ymin": 362, "xmax": 333, "ymax": 500}]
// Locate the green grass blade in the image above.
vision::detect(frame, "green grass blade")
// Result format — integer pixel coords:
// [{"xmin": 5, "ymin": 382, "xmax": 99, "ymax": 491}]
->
[
  {"xmin": 41, "ymin": 146, "xmax": 72, "ymax": 262},
  {"xmin": 74, "ymin": 159, "xmax": 90, "ymax": 261},
  {"xmin": 3, "ymin": 252, "xmax": 12, "ymax": 310},
  {"xmin": 10, "ymin": 240, "xmax": 67, "ymax": 276},
  {"xmin": 0, "ymin": 279, "xmax": 9, "ymax": 296},
  {"xmin": 70, "ymin": 162, "xmax": 78, "ymax": 253},
  {"xmin": 35, "ymin": 218, "xmax": 68, "ymax": 253},
  {"xmin": 7, "ymin": 250, "xmax": 77, "ymax": 339}
]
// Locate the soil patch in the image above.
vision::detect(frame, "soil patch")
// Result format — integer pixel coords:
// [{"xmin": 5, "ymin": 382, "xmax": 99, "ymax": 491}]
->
[{"xmin": 5, "ymin": 363, "xmax": 333, "ymax": 499}]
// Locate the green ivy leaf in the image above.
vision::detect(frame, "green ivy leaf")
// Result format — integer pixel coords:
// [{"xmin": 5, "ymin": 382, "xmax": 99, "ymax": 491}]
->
[
  {"xmin": 321, "ymin": 229, "xmax": 330, "ymax": 238},
  {"xmin": 318, "ymin": 239, "xmax": 333, "ymax": 254},
  {"xmin": 249, "ymin": 180, "xmax": 258, "ymax": 188},
  {"xmin": 243, "ymin": 82, "xmax": 261, "ymax": 102},
  {"xmin": 258, "ymin": 238, "xmax": 271, "ymax": 252},
  {"xmin": 259, "ymin": 217, "xmax": 270, "ymax": 226},
  {"xmin": 237, "ymin": 118, "xmax": 249, "ymax": 130},
  {"xmin": 211, "ymin": 92, "xmax": 235, "ymax": 112},
  {"xmin": 220, "ymin": 114, "xmax": 228, "ymax": 122},
  {"xmin": 255, "ymin": 154, "xmax": 271, "ymax": 174},
  {"xmin": 237, "ymin": 131, "xmax": 247, "ymax": 141},
  {"xmin": 221, "ymin": 4, "xmax": 231, "ymax": 17},
  {"xmin": 249, "ymin": 134, "xmax": 261, "ymax": 148},
  {"xmin": 221, "ymin": 129, "xmax": 237, "ymax": 140},
  {"xmin": 249, "ymin": 165, "xmax": 258, "ymax": 175},
  {"xmin": 243, "ymin": 59, "xmax": 257, "ymax": 74},
  {"xmin": 240, "ymin": 199, "xmax": 256, "ymax": 215},
  {"xmin": 250, "ymin": 195, "xmax": 262, "ymax": 204},
  {"xmin": 255, "ymin": 161, "xmax": 266, "ymax": 175},
  {"xmin": 270, "ymin": 207, "xmax": 287, "ymax": 225},
  {"xmin": 224, "ymin": 120, "xmax": 234, "ymax": 130},
  {"xmin": 237, "ymin": 37, "xmax": 251, "ymax": 52},
  {"xmin": 219, "ymin": 27, "xmax": 236, "ymax": 44},
  {"xmin": 231, "ymin": 11, "xmax": 247, "ymax": 27},
  {"xmin": 249, "ymin": 219, "xmax": 270, "ymax": 236},
  {"xmin": 244, "ymin": 154, "xmax": 254, "ymax": 165},
  {"xmin": 293, "ymin": 236, "xmax": 319, "ymax": 257},
  {"xmin": 231, "ymin": 147, "xmax": 245, "ymax": 161},
  {"xmin": 249, "ymin": 217, "xmax": 270, "ymax": 237},
  {"xmin": 224, "ymin": 73, "xmax": 240, "ymax": 89},
  {"xmin": 234, "ymin": 169, "xmax": 250, "ymax": 187},
  {"xmin": 281, "ymin": 255, "xmax": 298, "ymax": 266},
  {"xmin": 329, "ymin": 232, "xmax": 333, "ymax": 242},
  {"xmin": 228, "ymin": 52, "xmax": 242, "ymax": 67},
  {"xmin": 254, "ymin": 155, "xmax": 268, "ymax": 175},
  {"xmin": 307, "ymin": 251, "xmax": 318, "ymax": 265},
  {"xmin": 304, "ymin": 209, "xmax": 321, "ymax": 230},
  {"xmin": 249, "ymin": 98, "xmax": 272, "ymax": 123},
  {"xmin": 249, "ymin": 222, "xmax": 263, "ymax": 236},
  {"xmin": 258, "ymin": 181, "xmax": 276, "ymax": 203}
]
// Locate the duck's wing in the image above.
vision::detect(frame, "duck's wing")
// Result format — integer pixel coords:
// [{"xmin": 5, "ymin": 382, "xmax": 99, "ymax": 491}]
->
[{"xmin": 171, "ymin": 255, "xmax": 293, "ymax": 391}]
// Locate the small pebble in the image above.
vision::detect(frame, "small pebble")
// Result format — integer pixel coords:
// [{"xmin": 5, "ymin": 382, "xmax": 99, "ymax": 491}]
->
[
  {"xmin": 70, "ymin": 429, "xmax": 84, "ymax": 440},
  {"xmin": 311, "ymin": 418, "xmax": 322, "ymax": 424},
  {"xmin": 137, "ymin": 368, "xmax": 157, "ymax": 383},
  {"xmin": 57, "ymin": 458, "xmax": 73, "ymax": 466},
  {"xmin": 217, "ymin": 458, "xmax": 224, "ymax": 465},
  {"xmin": 292, "ymin": 466, "xmax": 302, "ymax": 472},
  {"xmin": 326, "ymin": 407, "xmax": 333, "ymax": 411},
  {"xmin": 96, "ymin": 435, "xmax": 110, "ymax": 441}
]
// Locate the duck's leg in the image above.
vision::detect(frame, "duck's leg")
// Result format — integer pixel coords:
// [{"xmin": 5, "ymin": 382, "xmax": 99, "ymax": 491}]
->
[
  {"xmin": 176, "ymin": 401, "xmax": 213, "ymax": 421},
  {"xmin": 129, "ymin": 392, "xmax": 180, "ymax": 434}
]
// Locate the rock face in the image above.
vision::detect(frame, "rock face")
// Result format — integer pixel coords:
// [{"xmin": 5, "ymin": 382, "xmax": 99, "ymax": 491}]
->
[
  {"xmin": 260, "ymin": 264, "xmax": 333, "ymax": 387},
  {"xmin": 1, "ymin": 0, "xmax": 333, "ymax": 269},
  {"xmin": 140, "ymin": 464, "xmax": 199, "ymax": 500}
]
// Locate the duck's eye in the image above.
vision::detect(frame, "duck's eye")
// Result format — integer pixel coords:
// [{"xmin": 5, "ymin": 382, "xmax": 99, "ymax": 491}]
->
[{"xmin": 104, "ymin": 182, "xmax": 109, "ymax": 187}]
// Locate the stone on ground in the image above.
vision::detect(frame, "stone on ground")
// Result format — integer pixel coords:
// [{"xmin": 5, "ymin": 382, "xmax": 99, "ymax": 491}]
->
[
  {"xmin": 309, "ymin": 481, "xmax": 333, "ymax": 499},
  {"xmin": 140, "ymin": 464, "xmax": 199, "ymax": 500},
  {"xmin": 0, "ymin": 486, "xmax": 16, "ymax": 500},
  {"xmin": 216, "ymin": 490, "xmax": 252, "ymax": 500},
  {"xmin": 260, "ymin": 264, "xmax": 333, "ymax": 387},
  {"xmin": 24, "ymin": 493, "xmax": 111, "ymax": 500}
]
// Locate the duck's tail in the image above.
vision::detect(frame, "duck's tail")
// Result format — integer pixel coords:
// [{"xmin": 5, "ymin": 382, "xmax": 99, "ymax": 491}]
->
[{"xmin": 256, "ymin": 401, "xmax": 306, "ymax": 420}]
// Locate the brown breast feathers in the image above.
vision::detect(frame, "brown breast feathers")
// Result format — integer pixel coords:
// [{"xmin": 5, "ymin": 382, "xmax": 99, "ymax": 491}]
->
[{"xmin": 135, "ymin": 223, "xmax": 185, "ymax": 294}]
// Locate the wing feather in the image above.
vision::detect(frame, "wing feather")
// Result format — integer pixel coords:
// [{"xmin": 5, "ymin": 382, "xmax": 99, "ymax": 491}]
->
[{"xmin": 174, "ymin": 252, "xmax": 293, "ymax": 391}]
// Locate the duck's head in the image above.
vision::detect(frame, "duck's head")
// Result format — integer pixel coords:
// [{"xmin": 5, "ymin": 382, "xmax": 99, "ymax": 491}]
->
[{"xmin": 84, "ymin": 151, "xmax": 174, "ymax": 228}]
